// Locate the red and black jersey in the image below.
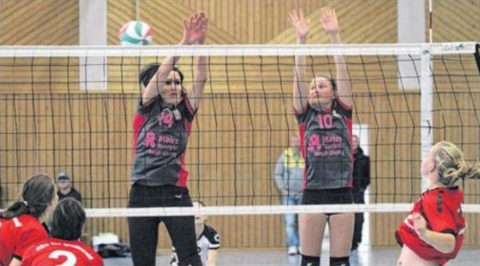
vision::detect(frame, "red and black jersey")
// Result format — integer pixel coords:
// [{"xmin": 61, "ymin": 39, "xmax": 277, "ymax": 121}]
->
[
  {"xmin": 396, "ymin": 187, "xmax": 466, "ymax": 266},
  {"xmin": 0, "ymin": 214, "xmax": 49, "ymax": 266},
  {"xmin": 295, "ymin": 99, "xmax": 353, "ymax": 190},
  {"xmin": 131, "ymin": 97, "xmax": 196, "ymax": 187},
  {"xmin": 21, "ymin": 238, "xmax": 104, "ymax": 266}
]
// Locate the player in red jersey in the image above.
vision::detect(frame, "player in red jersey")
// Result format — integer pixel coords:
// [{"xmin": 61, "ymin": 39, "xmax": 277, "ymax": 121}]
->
[
  {"xmin": 0, "ymin": 174, "xmax": 57, "ymax": 266},
  {"xmin": 21, "ymin": 198, "xmax": 104, "ymax": 266},
  {"xmin": 396, "ymin": 141, "xmax": 480, "ymax": 266}
]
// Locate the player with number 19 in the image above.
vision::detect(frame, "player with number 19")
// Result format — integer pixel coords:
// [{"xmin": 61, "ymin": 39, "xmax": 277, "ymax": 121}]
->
[
  {"xmin": 21, "ymin": 198, "xmax": 103, "ymax": 266},
  {"xmin": 0, "ymin": 174, "xmax": 57, "ymax": 266}
]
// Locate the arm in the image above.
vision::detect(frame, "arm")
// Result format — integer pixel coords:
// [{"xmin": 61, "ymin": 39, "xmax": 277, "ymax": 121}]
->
[
  {"xmin": 142, "ymin": 12, "xmax": 207, "ymax": 106},
  {"xmin": 412, "ymin": 213, "xmax": 456, "ymax": 253},
  {"xmin": 206, "ymin": 249, "xmax": 218, "ymax": 266},
  {"xmin": 8, "ymin": 258, "xmax": 21, "ymax": 266},
  {"xmin": 320, "ymin": 8, "xmax": 353, "ymax": 108},
  {"xmin": 289, "ymin": 10, "xmax": 310, "ymax": 113},
  {"xmin": 274, "ymin": 154, "xmax": 286, "ymax": 195},
  {"xmin": 189, "ymin": 14, "xmax": 209, "ymax": 111}
]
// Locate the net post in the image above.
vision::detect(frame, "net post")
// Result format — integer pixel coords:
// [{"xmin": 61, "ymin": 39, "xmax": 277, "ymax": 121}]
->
[
  {"xmin": 420, "ymin": 44, "xmax": 433, "ymax": 192},
  {"xmin": 474, "ymin": 43, "xmax": 480, "ymax": 75}
]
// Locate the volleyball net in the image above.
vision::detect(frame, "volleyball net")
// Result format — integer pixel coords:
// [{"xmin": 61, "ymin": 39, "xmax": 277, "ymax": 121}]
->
[{"xmin": 0, "ymin": 43, "xmax": 479, "ymax": 246}]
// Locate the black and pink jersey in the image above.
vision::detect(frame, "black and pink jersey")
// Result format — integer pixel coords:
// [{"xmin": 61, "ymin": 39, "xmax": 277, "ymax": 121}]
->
[
  {"xmin": 295, "ymin": 99, "xmax": 353, "ymax": 190},
  {"xmin": 131, "ymin": 97, "xmax": 195, "ymax": 187}
]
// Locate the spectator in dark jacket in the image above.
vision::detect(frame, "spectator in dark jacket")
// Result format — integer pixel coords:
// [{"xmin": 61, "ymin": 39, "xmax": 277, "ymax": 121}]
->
[
  {"xmin": 351, "ymin": 135, "xmax": 370, "ymax": 251},
  {"xmin": 56, "ymin": 173, "xmax": 82, "ymax": 203}
]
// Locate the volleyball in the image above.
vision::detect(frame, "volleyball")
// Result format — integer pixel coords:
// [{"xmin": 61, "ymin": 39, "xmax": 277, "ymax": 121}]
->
[{"xmin": 120, "ymin": 21, "xmax": 152, "ymax": 46}]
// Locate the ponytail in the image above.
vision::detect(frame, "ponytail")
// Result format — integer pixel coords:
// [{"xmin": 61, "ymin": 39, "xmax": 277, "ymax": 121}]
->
[{"xmin": 0, "ymin": 201, "xmax": 30, "ymax": 219}]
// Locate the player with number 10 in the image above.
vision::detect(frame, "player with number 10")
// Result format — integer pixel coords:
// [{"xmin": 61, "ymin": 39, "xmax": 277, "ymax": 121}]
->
[{"xmin": 290, "ymin": 7, "xmax": 354, "ymax": 266}]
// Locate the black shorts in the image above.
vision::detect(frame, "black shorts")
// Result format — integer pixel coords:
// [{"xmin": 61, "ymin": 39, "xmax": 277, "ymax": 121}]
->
[{"xmin": 302, "ymin": 188, "xmax": 353, "ymax": 216}]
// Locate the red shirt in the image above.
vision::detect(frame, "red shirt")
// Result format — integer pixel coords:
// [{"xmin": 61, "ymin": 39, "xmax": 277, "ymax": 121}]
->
[
  {"xmin": 396, "ymin": 187, "xmax": 466, "ymax": 266},
  {"xmin": 0, "ymin": 214, "xmax": 49, "ymax": 266},
  {"xmin": 21, "ymin": 238, "xmax": 104, "ymax": 266}
]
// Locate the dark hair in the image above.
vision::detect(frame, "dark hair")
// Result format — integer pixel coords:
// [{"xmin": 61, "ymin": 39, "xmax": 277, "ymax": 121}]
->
[
  {"xmin": 315, "ymin": 75, "xmax": 337, "ymax": 91},
  {"xmin": 139, "ymin": 63, "xmax": 185, "ymax": 88},
  {"xmin": 50, "ymin": 198, "xmax": 86, "ymax": 241},
  {"xmin": 0, "ymin": 174, "xmax": 56, "ymax": 219}
]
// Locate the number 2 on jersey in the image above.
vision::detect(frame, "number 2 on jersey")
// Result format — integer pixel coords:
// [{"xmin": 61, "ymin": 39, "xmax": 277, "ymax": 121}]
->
[{"xmin": 49, "ymin": 250, "xmax": 77, "ymax": 266}]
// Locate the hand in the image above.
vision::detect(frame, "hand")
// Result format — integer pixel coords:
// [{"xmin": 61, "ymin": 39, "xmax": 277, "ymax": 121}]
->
[
  {"xmin": 412, "ymin": 213, "xmax": 428, "ymax": 238},
  {"xmin": 289, "ymin": 9, "xmax": 310, "ymax": 40},
  {"xmin": 320, "ymin": 7, "xmax": 339, "ymax": 34},
  {"xmin": 181, "ymin": 11, "xmax": 209, "ymax": 45}
]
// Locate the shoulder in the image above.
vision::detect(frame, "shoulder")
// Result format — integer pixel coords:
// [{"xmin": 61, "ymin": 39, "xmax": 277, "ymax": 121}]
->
[
  {"xmin": 204, "ymin": 224, "xmax": 219, "ymax": 236},
  {"xmin": 203, "ymin": 224, "xmax": 220, "ymax": 244},
  {"xmin": 137, "ymin": 96, "xmax": 164, "ymax": 118},
  {"xmin": 179, "ymin": 97, "xmax": 196, "ymax": 118},
  {"xmin": 333, "ymin": 99, "xmax": 352, "ymax": 117},
  {"xmin": 19, "ymin": 215, "xmax": 45, "ymax": 231}
]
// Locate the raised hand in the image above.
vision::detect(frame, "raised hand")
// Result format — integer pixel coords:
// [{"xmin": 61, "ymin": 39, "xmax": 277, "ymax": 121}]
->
[
  {"xmin": 289, "ymin": 9, "xmax": 310, "ymax": 40},
  {"xmin": 196, "ymin": 13, "xmax": 209, "ymax": 45},
  {"xmin": 181, "ymin": 11, "xmax": 209, "ymax": 45},
  {"xmin": 320, "ymin": 7, "xmax": 339, "ymax": 34}
]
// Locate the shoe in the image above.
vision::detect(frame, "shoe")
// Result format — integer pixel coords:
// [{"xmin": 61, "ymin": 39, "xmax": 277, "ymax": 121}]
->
[{"xmin": 288, "ymin": 246, "xmax": 298, "ymax": 255}]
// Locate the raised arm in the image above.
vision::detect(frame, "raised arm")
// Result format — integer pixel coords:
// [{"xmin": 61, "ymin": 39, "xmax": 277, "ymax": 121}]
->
[
  {"xmin": 320, "ymin": 8, "xmax": 353, "ymax": 108},
  {"xmin": 189, "ymin": 13, "xmax": 209, "ymax": 111},
  {"xmin": 142, "ymin": 11, "xmax": 208, "ymax": 106},
  {"xmin": 289, "ymin": 10, "xmax": 311, "ymax": 113}
]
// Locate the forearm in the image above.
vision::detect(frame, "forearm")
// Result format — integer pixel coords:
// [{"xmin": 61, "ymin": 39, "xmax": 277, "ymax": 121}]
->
[
  {"xmin": 274, "ymin": 175, "xmax": 285, "ymax": 191},
  {"xmin": 8, "ymin": 258, "xmax": 21, "ymax": 266},
  {"xmin": 294, "ymin": 36, "xmax": 307, "ymax": 76},
  {"xmin": 158, "ymin": 39, "xmax": 190, "ymax": 81},
  {"xmin": 420, "ymin": 230, "xmax": 456, "ymax": 254},
  {"xmin": 293, "ymin": 36, "xmax": 308, "ymax": 111},
  {"xmin": 330, "ymin": 32, "xmax": 346, "ymax": 68},
  {"xmin": 195, "ymin": 56, "xmax": 208, "ymax": 82}
]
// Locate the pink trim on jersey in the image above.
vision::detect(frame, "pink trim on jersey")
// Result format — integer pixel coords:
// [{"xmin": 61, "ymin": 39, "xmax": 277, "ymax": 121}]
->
[
  {"xmin": 177, "ymin": 119, "xmax": 193, "ymax": 187},
  {"xmin": 293, "ymin": 104, "xmax": 309, "ymax": 116},
  {"xmin": 298, "ymin": 122, "xmax": 308, "ymax": 190},
  {"xmin": 345, "ymin": 116, "xmax": 354, "ymax": 188},
  {"xmin": 131, "ymin": 114, "xmax": 147, "ymax": 164},
  {"xmin": 184, "ymin": 97, "xmax": 196, "ymax": 116}
]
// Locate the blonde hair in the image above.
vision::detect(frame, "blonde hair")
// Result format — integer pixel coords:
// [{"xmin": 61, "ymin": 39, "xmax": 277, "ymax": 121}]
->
[{"xmin": 434, "ymin": 141, "xmax": 480, "ymax": 187}]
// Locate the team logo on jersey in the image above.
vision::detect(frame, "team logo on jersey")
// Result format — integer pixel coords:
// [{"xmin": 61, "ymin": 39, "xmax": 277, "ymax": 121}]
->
[{"xmin": 158, "ymin": 110, "xmax": 174, "ymax": 128}]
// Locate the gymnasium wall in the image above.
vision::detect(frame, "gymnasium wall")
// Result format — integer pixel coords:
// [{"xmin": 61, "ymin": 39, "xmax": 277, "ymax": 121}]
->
[{"xmin": 0, "ymin": 0, "xmax": 479, "ymax": 248}]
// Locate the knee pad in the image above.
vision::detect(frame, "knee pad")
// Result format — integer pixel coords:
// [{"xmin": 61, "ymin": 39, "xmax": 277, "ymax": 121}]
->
[
  {"xmin": 301, "ymin": 254, "xmax": 320, "ymax": 266},
  {"xmin": 330, "ymin": 256, "xmax": 350, "ymax": 266}
]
